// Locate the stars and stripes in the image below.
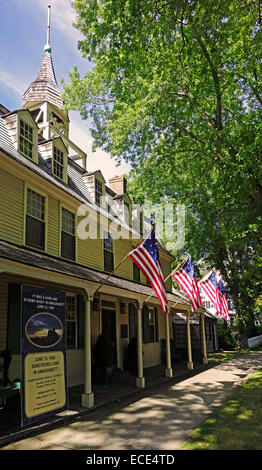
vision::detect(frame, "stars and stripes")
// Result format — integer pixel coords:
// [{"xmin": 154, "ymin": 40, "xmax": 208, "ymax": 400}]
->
[
  {"xmin": 128, "ymin": 230, "xmax": 168, "ymax": 312},
  {"xmin": 172, "ymin": 256, "xmax": 202, "ymax": 312},
  {"xmin": 218, "ymin": 280, "xmax": 229, "ymax": 320},
  {"xmin": 200, "ymin": 269, "xmax": 221, "ymax": 315}
]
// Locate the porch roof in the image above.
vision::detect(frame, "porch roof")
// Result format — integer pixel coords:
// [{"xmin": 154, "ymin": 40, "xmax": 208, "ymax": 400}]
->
[{"xmin": 0, "ymin": 240, "xmax": 190, "ymax": 307}]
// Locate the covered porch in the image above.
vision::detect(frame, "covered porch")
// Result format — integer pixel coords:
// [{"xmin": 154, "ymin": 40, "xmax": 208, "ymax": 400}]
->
[{"xmin": 0, "ymin": 239, "xmax": 210, "ymax": 426}]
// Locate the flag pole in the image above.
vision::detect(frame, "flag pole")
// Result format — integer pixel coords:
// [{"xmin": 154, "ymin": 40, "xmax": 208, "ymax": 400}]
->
[
  {"xmin": 144, "ymin": 253, "xmax": 190, "ymax": 304},
  {"xmin": 171, "ymin": 293, "xmax": 190, "ymax": 308},
  {"xmin": 92, "ymin": 232, "xmax": 149, "ymax": 297},
  {"xmin": 199, "ymin": 267, "xmax": 216, "ymax": 283}
]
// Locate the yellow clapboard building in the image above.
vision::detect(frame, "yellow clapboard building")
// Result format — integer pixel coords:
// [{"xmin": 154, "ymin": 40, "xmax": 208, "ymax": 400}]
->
[{"xmin": 0, "ymin": 28, "xmax": 214, "ymax": 410}]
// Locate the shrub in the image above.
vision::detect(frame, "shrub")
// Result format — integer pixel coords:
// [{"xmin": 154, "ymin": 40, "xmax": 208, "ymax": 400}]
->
[
  {"xmin": 93, "ymin": 333, "xmax": 114, "ymax": 369},
  {"xmin": 217, "ymin": 319, "xmax": 237, "ymax": 350}
]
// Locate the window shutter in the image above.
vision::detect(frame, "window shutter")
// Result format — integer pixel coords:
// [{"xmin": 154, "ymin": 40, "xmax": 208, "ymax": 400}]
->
[
  {"xmin": 77, "ymin": 295, "xmax": 85, "ymax": 349},
  {"xmin": 142, "ymin": 305, "xmax": 149, "ymax": 343},
  {"xmin": 154, "ymin": 307, "xmax": 159, "ymax": 342},
  {"xmin": 7, "ymin": 283, "xmax": 21, "ymax": 355}
]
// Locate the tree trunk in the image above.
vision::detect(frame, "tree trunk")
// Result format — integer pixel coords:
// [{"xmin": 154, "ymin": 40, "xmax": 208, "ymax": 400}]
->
[{"xmin": 239, "ymin": 333, "xmax": 249, "ymax": 349}]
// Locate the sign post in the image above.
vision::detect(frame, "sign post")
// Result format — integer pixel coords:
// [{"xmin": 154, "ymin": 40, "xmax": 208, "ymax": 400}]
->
[{"xmin": 21, "ymin": 285, "xmax": 68, "ymax": 427}]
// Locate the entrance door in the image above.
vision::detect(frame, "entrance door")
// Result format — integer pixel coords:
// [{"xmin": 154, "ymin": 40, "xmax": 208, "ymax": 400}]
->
[
  {"xmin": 102, "ymin": 309, "xmax": 116, "ymax": 343},
  {"xmin": 101, "ymin": 308, "xmax": 117, "ymax": 365},
  {"xmin": 128, "ymin": 303, "xmax": 137, "ymax": 340}
]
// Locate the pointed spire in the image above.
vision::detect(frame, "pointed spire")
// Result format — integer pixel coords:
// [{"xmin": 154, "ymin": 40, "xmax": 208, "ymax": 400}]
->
[
  {"xmin": 44, "ymin": 5, "xmax": 52, "ymax": 53},
  {"xmin": 22, "ymin": 5, "xmax": 63, "ymax": 110}
]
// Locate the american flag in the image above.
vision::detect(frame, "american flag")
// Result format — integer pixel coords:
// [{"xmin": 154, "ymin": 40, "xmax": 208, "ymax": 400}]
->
[
  {"xmin": 128, "ymin": 230, "xmax": 168, "ymax": 312},
  {"xmin": 172, "ymin": 256, "xmax": 202, "ymax": 312},
  {"xmin": 218, "ymin": 280, "xmax": 229, "ymax": 320},
  {"xmin": 200, "ymin": 269, "xmax": 221, "ymax": 315}
]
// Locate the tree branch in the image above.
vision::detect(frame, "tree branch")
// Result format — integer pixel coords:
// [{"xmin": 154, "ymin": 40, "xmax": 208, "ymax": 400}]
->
[
  {"xmin": 250, "ymin": 83, "xmax": 262, "ymax": 107},
  {"xmin": 196, "ymin": 37, "xmax": 223, "ymax": 131}
]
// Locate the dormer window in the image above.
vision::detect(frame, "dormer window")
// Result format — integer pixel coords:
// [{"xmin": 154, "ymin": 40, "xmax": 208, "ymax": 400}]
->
[
  {"xmin": 50, "ymin": 138, "xmax": 68, "ymax": 183},
  {"xmin": 10, "ymin": 110, "xmax": 39, "ymax": 163},
  {"xmin": 19, "ymin": 119, "xmax": 34, "ymax": 159},
  {"xmin": 53, "ymin": 146, "xmax": 64, "ymax": 180},
  {"xmin": 95, "ymin": 178, "xmax": 103, "ymax": 205},
  {"xmin": 124, "ymin": 200, "xmax": 130, "ymax": 225}
]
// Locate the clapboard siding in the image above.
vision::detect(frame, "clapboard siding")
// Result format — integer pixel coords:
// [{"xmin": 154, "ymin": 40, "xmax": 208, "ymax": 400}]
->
[
  {"xmin": 0, "ymin": 169, "xmax": 24, "ymax": 245},
  {"xmin": 47, "ymin": 195, "xmax": 60, "ymax": 256}
]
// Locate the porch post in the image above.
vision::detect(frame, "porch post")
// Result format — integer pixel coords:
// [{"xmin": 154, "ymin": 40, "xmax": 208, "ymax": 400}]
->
[
  {"xmin": 136, "ymin": 303, "xmax": 145, "ymax": 388},
  {"xmin": 186, "ymin": 310, "xmax": 194, "ymax": 370},
  {"xmin": 201, "ymin": 311, "xmax": 208, "ymax": 364},
  {"xmin": 165, "ymin": 308, "xmax": 173, "ymax": 378},
  {"xmin": 82, "ymin": 294, "xmax": 94, "ymax": 408}
]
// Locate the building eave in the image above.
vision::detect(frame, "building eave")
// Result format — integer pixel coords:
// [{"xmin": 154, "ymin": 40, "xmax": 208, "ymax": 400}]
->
[{"xmin": 0, "ymin": 239, "xmax": 190, "ymax": 308}]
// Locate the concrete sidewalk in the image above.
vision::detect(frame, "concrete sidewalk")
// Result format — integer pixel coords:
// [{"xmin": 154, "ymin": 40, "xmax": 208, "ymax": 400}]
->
[
  {"xmin": 0, "ymin": 360, "xmax": 204, "ymax": 446},
  {"xmin": 2, "ymin": 350, "xmax": 262, "ymax": 450}
]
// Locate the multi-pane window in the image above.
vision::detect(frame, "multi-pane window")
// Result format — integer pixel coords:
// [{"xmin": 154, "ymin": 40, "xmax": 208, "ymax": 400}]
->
[
  {"xmin": 133, "ymin": 262, "xmax": 140, "ymax": 282},
  {"xmin": 19, "ymin": 120, "xmax": 33, "ymax": 159},
  {"xmin": 143, "ymin": 306, "xmax": 159, "ymax": 343},
  {"xmin": 53, "ymin": 146, "xmax": 64, "ymax": 180},
  {"xmin": 26, "ymin": 189, "xmax": 45, "ymax": 250},
  {"xmin": 66, "ymin": 295, "xmax": 77, "ymax": 348},
  {"xmin": 61, "ymin": 208, "xmax": 75, "ymax": 260},
  {"xmin": 103, "ymin": 231, "xmax": 114, "ymax": 272},
  {"xmin": 101, "ymin": 300, "xmax": 116, "ymax": 309},
  {"xmin": 95, "ymin": 179, "xmax": 103, "ymax": 205}
]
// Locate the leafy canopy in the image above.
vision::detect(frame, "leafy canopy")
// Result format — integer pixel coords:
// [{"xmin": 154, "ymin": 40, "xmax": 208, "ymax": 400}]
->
[{"xmin": 63, "ymin": 0, "xmax": 262, "ymax": 318}]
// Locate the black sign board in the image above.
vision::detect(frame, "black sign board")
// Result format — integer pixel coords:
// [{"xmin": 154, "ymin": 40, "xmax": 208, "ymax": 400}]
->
[{"xmin": 21, "ymin": 285, "xmax": 68, "ymax": 427}]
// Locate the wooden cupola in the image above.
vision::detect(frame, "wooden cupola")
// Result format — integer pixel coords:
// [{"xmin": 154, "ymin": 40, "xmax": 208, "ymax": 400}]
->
[
  {"xmin": 21, "ymin": 5, "xmax": 69, "ymax": 141},
  {"xmin": 20, "ymin": 6, "xmax": 87, "ymax": 171}
]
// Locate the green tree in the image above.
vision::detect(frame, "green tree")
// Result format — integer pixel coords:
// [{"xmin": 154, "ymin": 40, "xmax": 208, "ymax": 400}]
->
[
  {"xmin": 63, "ymin": 0, "xmax": 262, "ymax": 343},
  {"xmin": 217, "ymin": 319, "xmax": 237, "ymax": 350}
]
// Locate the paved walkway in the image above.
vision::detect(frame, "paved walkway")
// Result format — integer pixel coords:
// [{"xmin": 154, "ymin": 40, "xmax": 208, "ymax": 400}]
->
[
  {"xmin": 0, "ymin": 360, "xmax": 200, "ymax": 445},
  {"xmin": 2, "ymin": 351, "xmax": 262, "ymax": 450}
]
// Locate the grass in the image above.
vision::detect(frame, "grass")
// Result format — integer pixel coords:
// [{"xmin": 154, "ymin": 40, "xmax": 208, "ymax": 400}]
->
[
  {"xmin": 182, "ymin": 368, "xmax": 262, "ymax": 450},
  {"xmin": 207, "ymin": 348, "xmax": 250, "ymax": 366}
]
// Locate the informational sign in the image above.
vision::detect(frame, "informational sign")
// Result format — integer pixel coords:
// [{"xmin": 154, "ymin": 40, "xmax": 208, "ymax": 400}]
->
[{"xmin": 21, "ymin": 285, "xmax": 68, "ymax": 427}]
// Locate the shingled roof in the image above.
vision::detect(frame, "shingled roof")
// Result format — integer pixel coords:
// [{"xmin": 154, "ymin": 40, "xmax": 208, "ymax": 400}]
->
[
  {"xmin": 22, "ymin": 51, "xmax": 63, "ymax": 109},
  {"xmin": 0, "ymin": 239, "xmax": 189, "ymax": 306}
]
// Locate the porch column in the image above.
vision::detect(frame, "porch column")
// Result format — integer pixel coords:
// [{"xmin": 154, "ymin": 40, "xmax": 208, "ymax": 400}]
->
[
  {"xmin": 165, "ymin": 308, "xmax": 173, "ymax": 378},
  {"xmin": 201, "ymin": 311, "xmax": 208, "ymax": 364},
  {"xmin": 186, "ymin": 310, "xmax": 194, "ymax": 370},
  {"xmin": 82, "ymin": 294, "xmax": 94, "ymax": 408},
  {"xmin": 136, "ymin": 303, "xmax": 145, "ymax": 388}
]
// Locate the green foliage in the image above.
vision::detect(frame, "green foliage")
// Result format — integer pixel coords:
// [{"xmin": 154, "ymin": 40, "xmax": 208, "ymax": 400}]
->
[
  {"xmin": 233, "ymin": 313, "xmax": 262, "ymax": 340},
  {"xmin": 63, "ymin": 0, "xmax": 262, "ymax": 321},
  {"xmin": 217, "ymin": 319, "xmax": 237, "ymax": 350},
  {"xmin": 255, "ymin": 295, "xmax": 262, "ymax": 314},
  {"xmin": 207, "ymin": 349, "xmax": 250, "ymax": 365}
]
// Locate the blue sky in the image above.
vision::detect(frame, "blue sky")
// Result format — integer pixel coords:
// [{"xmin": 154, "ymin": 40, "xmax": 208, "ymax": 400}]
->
[{"xmin": 0, "ymin": 0, "xmax": 130, "ymax": 181}]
